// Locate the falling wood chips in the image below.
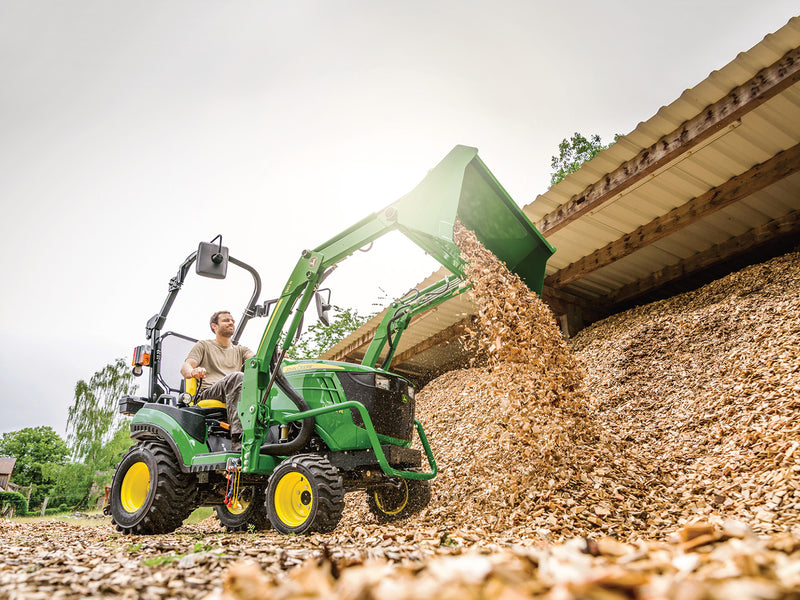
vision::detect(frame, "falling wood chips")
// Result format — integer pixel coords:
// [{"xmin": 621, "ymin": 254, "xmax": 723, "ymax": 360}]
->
[{"xmin": 1, "ymin": 230, "xmax": 799, "ymax": 599}]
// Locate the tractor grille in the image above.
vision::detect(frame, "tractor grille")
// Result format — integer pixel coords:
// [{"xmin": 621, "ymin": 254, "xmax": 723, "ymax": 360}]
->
[{"xmin": 336, "ymin": 372, "xmax": 415, "ymax": 442}]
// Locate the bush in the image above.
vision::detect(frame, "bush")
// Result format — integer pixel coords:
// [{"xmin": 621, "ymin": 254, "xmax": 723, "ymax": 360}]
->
[
  {"xmin": 58, "ymin": 503, "xmax": 69, "ymax": 512},
  {"xmin": 0, "ymin": 491, "xmax": 28, "ymax": 516}
]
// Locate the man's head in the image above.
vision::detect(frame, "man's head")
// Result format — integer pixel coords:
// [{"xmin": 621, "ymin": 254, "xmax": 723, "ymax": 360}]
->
[{"xmin": 210, "ymin": 311, "xmax": 235, "ymax": 338}]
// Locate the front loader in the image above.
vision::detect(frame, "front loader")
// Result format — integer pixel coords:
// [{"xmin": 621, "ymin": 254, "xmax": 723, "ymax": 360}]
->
[{"xmin": 109, "ymin": 145, "xmax": 555, "ymax": 535}]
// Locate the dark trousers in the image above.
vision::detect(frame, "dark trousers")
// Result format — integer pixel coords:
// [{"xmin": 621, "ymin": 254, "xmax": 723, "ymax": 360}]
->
[{"xmin": 196, "ymin": 372, "xmax": 244, "ymax": 437}]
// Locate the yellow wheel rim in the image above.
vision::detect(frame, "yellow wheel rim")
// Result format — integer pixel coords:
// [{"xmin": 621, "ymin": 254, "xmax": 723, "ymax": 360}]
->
[
  {"xmin": 374, "ymin": 481, "xmax": 409, "ymax": 516},
  {"xmin": 274, "ymin": 472, "xmax": 313, "ymax": 528},
  {"xmin": 120, "ymin": 461, "xmax": 150, "ymax": 513}
]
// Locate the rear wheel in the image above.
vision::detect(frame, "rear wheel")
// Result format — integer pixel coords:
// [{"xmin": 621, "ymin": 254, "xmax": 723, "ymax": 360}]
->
[
  {"xmin": 110, "ymin": 440, "xmax": 197, "ymax": 534},
  {"xmin": 266, "ymin": 454, "xmax": 344, "ymax": 534},
  {"xmin": 367, "ymin": 477, "xmax": 431, "ymax": 523},
  {"xmin": 215, "ymin": 485, "xmax": 270, "ymax": 532}
]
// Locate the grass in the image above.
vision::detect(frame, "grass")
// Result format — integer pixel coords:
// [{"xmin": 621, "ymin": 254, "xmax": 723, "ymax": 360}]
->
[
  {"xmin": 12, "ymin": 511, "xmax": 110, "ymax": 527},
  {"xmin": 11, "ymin": 506, "xmax": 215, "ymax": 528},
  {"xmin": 186, "ymin": 507, "xmax": 214, "ymax": 524}
]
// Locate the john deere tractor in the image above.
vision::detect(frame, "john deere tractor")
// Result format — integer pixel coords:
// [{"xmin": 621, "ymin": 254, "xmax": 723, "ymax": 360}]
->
[{"xmin": 109, "ymin": 145, "xmax": 555, "ymax": 535}]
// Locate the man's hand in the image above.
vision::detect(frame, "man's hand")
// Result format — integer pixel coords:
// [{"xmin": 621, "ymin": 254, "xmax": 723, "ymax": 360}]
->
[
  {"xmin": 190, "ymin": 367, "xmax": 207, "ymax": 379},
  {"xmin": 181, "ymin": 359, "xmax": 206, "ymax": 380}
]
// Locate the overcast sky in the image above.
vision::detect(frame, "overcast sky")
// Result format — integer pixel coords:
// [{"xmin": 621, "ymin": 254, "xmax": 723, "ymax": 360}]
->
[{"xmin": 1, "ymin": 1, "xmax": 797, "ymax": 440}]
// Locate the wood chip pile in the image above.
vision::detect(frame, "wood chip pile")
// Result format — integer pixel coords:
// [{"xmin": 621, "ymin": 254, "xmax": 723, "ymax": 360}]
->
[
  {"xmin": 389, "ymin": 231, "xmax": 799, "ymax": 542},
  {"xmin": 571, "ymin": 251, "xmax": 800, "ymax": 537},
  {"xmin": 389, "ymin": 225, "xmax": 658, "ymax": 540}
]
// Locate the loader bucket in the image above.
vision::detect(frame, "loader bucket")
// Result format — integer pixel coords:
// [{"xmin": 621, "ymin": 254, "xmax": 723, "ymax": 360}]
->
[{"xmin": 388, "ymin": 145, "xmax": 555, "ymax": 294}]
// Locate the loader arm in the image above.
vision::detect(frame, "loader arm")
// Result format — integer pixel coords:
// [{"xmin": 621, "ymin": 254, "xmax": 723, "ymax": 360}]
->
[
  {"xmin": 239, "ymin": 145, "xmax": 554, "ymax": 458},
  {"xmin": 361, "ymin": 275, "xmax": 471, "ymax": 370}
]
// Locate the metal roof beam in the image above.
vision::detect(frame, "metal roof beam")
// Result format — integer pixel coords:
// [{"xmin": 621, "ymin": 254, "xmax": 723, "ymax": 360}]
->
[
  {"xmin": 536, "ymin": 45, "xmax": 800, "ymax": 236},
  {"xmin": 545, "ymin": 142, "xmax": 800, "ymax": 288}
]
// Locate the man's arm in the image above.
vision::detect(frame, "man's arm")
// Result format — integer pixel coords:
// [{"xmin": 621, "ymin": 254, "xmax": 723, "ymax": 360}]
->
[
  {"xmin": 180, "ymin": 358, "xmax": 207, "ymax": 380},
  {"xmin": 241, "ymin": 347, "xmax": 255, "ymax": 369}
]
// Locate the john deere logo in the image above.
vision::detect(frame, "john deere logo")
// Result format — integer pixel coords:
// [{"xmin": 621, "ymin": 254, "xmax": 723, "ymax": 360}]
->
[{"xmin": 401, "ymin": 395, "xmax": 409, "ymax": 404}]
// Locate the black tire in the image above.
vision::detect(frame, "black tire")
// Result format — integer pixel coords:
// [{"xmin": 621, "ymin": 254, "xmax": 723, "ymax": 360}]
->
[
  {"xmin": 366, "ymin": 477, "xmax": 431, "ymax": 523},
  {"xmin": 110, "ymin": 439, "xmax": 197, "ymax": 535},
  {"xmin": 266, "ymin": 454, "xmax": 344, "ymax": 535},
  {"xmin": 214, "ymin": 485, "xmax": 270, "ymax": 532}
]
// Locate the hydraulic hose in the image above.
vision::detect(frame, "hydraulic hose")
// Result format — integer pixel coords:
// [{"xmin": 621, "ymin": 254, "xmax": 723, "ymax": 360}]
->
[{"xmin": 259, "ymin": 351, "xmax": 315, "ymax": 455}]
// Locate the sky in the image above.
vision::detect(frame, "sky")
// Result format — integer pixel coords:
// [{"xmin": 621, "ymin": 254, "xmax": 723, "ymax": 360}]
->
[{"xmin": 1, "ymin": 1, "xmax": 798, "ymax": 440}]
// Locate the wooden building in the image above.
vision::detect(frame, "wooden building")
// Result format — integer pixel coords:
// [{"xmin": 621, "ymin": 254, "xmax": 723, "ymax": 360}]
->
[{"xmin": 0, "ymin": 456, "xmax": 16, "ymax": 492}]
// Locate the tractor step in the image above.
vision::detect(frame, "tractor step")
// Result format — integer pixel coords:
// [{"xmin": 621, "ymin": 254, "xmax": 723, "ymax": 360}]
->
[{"xmin": 325, "ymin": 445, "xmax": 421, "ymax": 471}]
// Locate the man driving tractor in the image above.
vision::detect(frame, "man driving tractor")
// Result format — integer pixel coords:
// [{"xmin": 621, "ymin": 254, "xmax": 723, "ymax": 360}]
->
[{"xmin": 180, "ymin": 310, "xmax": 254, "ymax": 451}]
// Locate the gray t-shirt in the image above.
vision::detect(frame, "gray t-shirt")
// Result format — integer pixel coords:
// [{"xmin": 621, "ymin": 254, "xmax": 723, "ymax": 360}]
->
[{"xmin": 187, "ymin": 340, "xmax": 254, "ymax": 390}]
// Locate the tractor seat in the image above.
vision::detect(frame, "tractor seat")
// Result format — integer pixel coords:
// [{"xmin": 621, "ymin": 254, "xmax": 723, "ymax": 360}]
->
[
  {"xmin": 196, "ymin": 398, "xmax": 226, "ymax": 409},
  {"xmin": 183, "ymin": 378, "xmax": 226, "ymax": 410},
  {"xmin": 182, "ymin": 378, "xmax": 229, "ymax": 430}
]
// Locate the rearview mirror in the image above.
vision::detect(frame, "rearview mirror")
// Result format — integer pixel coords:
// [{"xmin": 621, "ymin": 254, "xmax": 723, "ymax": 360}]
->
[
  {"xmin": 196, "ymin": 237, "xmax": 229, "ymax": 279},
  {"xmin": 315, "ymin": 290, "xmax": 332, "ymax": 327}
]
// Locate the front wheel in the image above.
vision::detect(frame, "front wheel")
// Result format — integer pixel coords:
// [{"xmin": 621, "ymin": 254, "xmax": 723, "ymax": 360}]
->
[
  {"xmin": 215, "ymin": 485, "xmax": 270, "ymax": 532},
  {"xmin": 266, "ymin": 454, "xmax": 344, "ymax": 535},
  {"xmin": 367, "ymin": 477, "xmax": 431, "ymax": 523},
  {"xmin": 110, "ymin": 440, "xmax": 197, "ymax": 534}
]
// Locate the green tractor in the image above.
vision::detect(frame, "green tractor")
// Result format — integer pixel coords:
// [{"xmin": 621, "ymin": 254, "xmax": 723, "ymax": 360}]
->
[{"xmin": 109, "ymin": 145, "xmax": 555, "ymax": 535}]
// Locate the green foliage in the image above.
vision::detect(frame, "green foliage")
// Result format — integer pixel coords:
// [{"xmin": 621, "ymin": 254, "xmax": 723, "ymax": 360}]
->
[
  {"xmin": 48, "ymin": 359, "xmax": 138, "ymax": 509},
  {"xmin": 0, "ymin": 491, "xmax": 28, "ymax": 516},
  {"xmin": 550, "ymin": 132, "xmax": 621, "ymax": 186},
  {"xmin": 43, "ymin": 506, "xmax": 72, "ymax": 515},
  {"xmin": 67, "ymin": 358, "xmax": 137, "ymax": 464},
  {"xmin": 0, "ymin": 426, "xmax": 69, "ymax": 508},
  {"xmin": 287, "ymin": 305, "xmax": 375, "ymax": 360},
  {"xmin": 42, "ymin": 462, "xmax": 94, "ymax": 509}
]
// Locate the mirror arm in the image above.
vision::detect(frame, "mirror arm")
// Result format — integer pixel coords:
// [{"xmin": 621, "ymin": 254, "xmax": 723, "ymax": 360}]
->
[{"xmin": 146, "ymin": 252, "xmax": 197, "ymax": 339}]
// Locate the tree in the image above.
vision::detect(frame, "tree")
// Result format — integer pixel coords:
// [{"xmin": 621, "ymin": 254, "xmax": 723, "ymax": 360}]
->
[
  {"xmin": 45, "ymin": 427, "xmax": 133, "ymax": 509},
  {"xmin": 287, "ymin": 305, "xmax": 374, "ymax": 360},
  {"xmin": 67, "ymin": 358, "xmax": 137, "ymax": 465},
  {"xmin": 0, "ymin": 426, "xmax": 70, "ymax": 508},
  {"xmin": 62, "ymin": 358, "xmax": 137, "ymax": 508},
  {"xmin": 42, "ymin": 462, "xmax": 93, "ymax": 509},
  {"xmin": 550, "ymin": 132, "xmax": 621, "ymax": 186}
]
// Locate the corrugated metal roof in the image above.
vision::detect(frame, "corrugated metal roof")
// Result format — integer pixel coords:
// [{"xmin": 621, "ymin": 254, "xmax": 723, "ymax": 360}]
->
[
  {"xmin": 324, "ymin": 16, "xmax": 800, "ymax": 378},
  {"xmin": 529, "ymin": 16, "xmax": 800, "ymax": 299}
]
